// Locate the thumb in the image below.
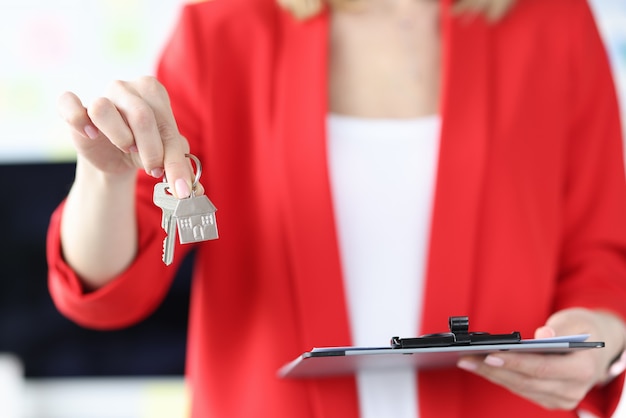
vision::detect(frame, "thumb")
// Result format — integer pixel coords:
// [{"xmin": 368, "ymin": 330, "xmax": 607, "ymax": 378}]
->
[
  {"xmin": 537, "ymin": 308, "xmax": 594, "ymax": 338},
  {"xmin": 534, "ymin": 325, "xmax": 557, "ymax": 339}
]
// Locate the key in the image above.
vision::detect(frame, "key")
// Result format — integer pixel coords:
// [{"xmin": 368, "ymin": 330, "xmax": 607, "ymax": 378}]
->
[
  {"xmin": 153, "ymin": 153, "xmax": 219, "ymax": 265},
  {"xmin": 153, "ymin": 182, "xmax": 176, "ymax": 230},
  {"xmin": 153, "ymin": 182, "xmax": 179, "ymax": 265}
]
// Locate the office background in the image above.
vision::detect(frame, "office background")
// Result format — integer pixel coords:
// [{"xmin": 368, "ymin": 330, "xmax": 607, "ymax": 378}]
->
[{"xmin": 0, "ymin": 0, "xmax": 625, "ymax": 417}]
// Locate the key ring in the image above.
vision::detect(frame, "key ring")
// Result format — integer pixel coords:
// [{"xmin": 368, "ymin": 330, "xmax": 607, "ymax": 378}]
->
[
  {"xmin": 162, "ymin": 153, "xmax": 202, "ymax": 192},
  {"xmin": 186, "ymin": 153, "xmax": 202, "ymax": 190}
]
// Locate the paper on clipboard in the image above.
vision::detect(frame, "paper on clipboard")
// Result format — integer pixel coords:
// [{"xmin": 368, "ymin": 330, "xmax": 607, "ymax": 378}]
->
[{"xmin": 278, "ymin": 334, "xmax": 603, "ymax": 379}]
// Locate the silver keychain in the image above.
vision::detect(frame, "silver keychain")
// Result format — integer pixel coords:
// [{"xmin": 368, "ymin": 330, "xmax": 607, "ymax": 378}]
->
[{"xmin": 153, "ymin": 153, "xmax": 218, "ymax": 266}]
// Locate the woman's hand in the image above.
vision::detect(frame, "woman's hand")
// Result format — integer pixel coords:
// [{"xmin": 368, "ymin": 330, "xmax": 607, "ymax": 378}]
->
[
  {"xmin": 457, "ymin": 308, "xmax": 626, "ymax": 410},
  {"xmin": 57, "ymin": 76, "xmax": 204, "ymax": 286},
  {"xmin": 58, "ymin": 76, "xmax": 198, "ymax": 198}
]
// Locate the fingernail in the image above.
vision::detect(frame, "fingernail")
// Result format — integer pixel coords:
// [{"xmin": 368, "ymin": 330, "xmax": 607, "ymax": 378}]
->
[
  {"xmin": 84, "ymin": 124, "xmax": 99, "ymax": 139},
  {"xmin": 609, "ymin": 351, "xmax": 626, "ymax": 377},
  {"xmin": 484, "ymin": 355, "xmax": 505, "ymax": 367},
  {"xmin": 150, "ymin": 168, "xmax": 164, "ymax": 179},
  {"xmin": 457, "ymin": 359, "xmax": 478, "ymax": 371},
  {"xmin": 175, "ymin": 178, "xmax": 191, "ymax": 198}
]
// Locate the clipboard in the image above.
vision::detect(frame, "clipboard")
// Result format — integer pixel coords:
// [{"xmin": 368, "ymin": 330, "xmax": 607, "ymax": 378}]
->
[{"xmin": 278, "ymin": 316, "xmax": 604, "ymax": 379}]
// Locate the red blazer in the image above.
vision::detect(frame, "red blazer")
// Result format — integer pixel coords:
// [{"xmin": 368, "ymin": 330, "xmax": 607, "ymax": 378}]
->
[{"xmin": 47, "ymin": 0, "xmax": 626, "ymax": 416}]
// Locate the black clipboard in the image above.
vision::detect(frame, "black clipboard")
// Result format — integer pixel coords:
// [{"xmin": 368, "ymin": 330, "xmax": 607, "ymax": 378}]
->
[{"xmin": 278, "ymin": 316, "xmax": 604, "ymax": 379}]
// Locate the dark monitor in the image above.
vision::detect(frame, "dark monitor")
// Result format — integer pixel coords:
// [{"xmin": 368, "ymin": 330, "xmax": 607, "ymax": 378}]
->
[{"xmin": 0, "ymin": 162, "xmax": 191, "ymax": 377}]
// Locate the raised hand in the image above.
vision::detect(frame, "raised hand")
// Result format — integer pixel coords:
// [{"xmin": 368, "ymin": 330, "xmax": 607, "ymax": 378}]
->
[{"xmin": 58, "ymin": 76, "xmax": 197, "ymax": 198}]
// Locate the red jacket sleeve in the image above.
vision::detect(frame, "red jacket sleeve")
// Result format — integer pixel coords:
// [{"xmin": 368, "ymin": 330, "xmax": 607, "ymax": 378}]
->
[
  {"xmin": 46, "ymin": 5, "xmax": 205, "ymax": 330},
  {"xmin": 555, "ymin": 0, "xmax": 626, "ymax": 319},
  {"xmin": 554, "ymin": 1, "xmax": 626, "ymax": 415},
  {"xmin": 46, "ymin": 194, "xmax": 186, "ymax": 330}
]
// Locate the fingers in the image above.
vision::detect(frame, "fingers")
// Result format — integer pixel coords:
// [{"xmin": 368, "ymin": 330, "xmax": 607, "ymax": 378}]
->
[
  {"xmin": 542, "ymin": 308, "xmax": 626, "ymax": 376},
  {"xmin": 101, "ymin": 77, "xmax": 193, "ymax": 197},
  {"xmin": 57, "ymin": 92, "xmax": 100, "ymax": 140},
  {"xmin": 132, "ymin": 77, "xmax": 193, "ymax": 198},
  {"xmin": 60, "ymin": 77, "xmax": 195, "ymax": 197},
  {"xmin": 100, "ymin": 78, "xmax": 166, "ymax": 175},
  {"xmin": 454, "ymin": 310, "xmax": 625, "ymax": 410},
  {"xmin": 87, "ymin": 95, "xmax": 135, "ymax": 152},
  {"xmin": 451, "ymin": 0, "xmax": 514, "ymax": 22},
  {"xmin": 457, "ymin": 351, "xmax": 597, "ymax": 410},
  {"xmin": 459, "ymin": 352, "xmax": 589, "ymax": 383},
  {"xmin": 469, "ymin": 361, "xmax": 584, "ymax": 410}
]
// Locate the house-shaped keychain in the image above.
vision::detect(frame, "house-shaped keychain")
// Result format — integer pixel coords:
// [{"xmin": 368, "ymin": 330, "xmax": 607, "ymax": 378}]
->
[{"xmin": 173, "ymin": 194, "xmax": 218, "ymax": 244}]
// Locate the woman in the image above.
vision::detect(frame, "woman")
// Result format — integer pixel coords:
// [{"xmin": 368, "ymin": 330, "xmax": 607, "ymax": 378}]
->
[{"xmin": 48, "ymin": 0, "xmax": 626, "ymax": 416}]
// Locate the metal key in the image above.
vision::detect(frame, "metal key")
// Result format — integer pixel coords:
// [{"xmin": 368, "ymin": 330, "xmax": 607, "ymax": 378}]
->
[
  {"xmin": 154, "ymin": 182, "xmax": 176, "ymax": 230},
  {"xmin": 153, "ymin": 182, "xmax": 178, "ymax": 265},
  {"xmin": 152, "ymin": 153, "xmax": 218, "ymax": 265}
]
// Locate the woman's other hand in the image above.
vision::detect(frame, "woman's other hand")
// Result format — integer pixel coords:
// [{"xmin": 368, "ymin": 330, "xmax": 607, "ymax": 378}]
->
[{"xmin": 457, "ymin": 308, "xmax": 626, "ymax": 410}]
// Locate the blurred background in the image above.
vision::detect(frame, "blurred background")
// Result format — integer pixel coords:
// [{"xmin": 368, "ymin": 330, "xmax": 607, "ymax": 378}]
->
[
  {"xmin": 0, "ymin": 1, "xmax": 193, "ymax": 417},
  {"xmin": 0, "ymin": 0, "xmax": 624, "ymax": 417}
]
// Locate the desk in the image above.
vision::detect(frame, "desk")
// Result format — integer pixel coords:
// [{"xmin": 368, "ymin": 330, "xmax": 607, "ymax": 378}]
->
[
  {"xmin": 1, "ymin": 375, "xmax": 625, "ymax": 417},
  {"xmin": 21, "ymin": 377, "xmax": 188, "ymax": 418}
]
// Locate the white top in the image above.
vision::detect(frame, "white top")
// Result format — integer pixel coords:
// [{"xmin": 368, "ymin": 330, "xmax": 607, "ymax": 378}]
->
[{"xmin": 326, "ymin": 113, "xmax": 441, "ymax": 418}]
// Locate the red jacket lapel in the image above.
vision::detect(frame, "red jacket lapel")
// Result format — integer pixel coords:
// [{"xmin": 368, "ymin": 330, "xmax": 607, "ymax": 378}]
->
[
  {"xmin": 276, "ymin": 6, "xmax": 352, "ymax": 353},
  {"xmin": 422, "ymin": 1, "xmax": 490, "ymax": 334},
  {"xmin": 419, "ymin": 1, "xmax": 490, "ymax": 416},
  {"xmin": 275, "ymin": 7, "xmax": 359, "ymax": 417}
]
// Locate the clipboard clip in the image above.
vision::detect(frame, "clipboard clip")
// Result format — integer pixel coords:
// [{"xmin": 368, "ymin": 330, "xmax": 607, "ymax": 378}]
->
[{"xmin": 390, "ymin": 316, "xmax": 521, "ymax": 349}]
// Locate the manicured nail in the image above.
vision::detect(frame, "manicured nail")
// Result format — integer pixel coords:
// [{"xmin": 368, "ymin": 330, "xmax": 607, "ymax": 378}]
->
[
  {"xmin": 84, "ymin": 124, "xmax": 99, "ymax": 139},
  {"xmin": 175, "ymin": 178, "xmax": 191, "ymax": 198},
  {"xmin": 484, "ymin": 355, "xmax": 505, "ymax": 367},
  {"xmin": 609, "ymin": 351, "xmax": 626, "ymax": 377},
  {"xmin": 457, "ymin": 359, "xmax": 478, "ymax": 371},
  {"xmin": 150, "ymin": 168, "xmax": 164, "ymax": 179}
]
